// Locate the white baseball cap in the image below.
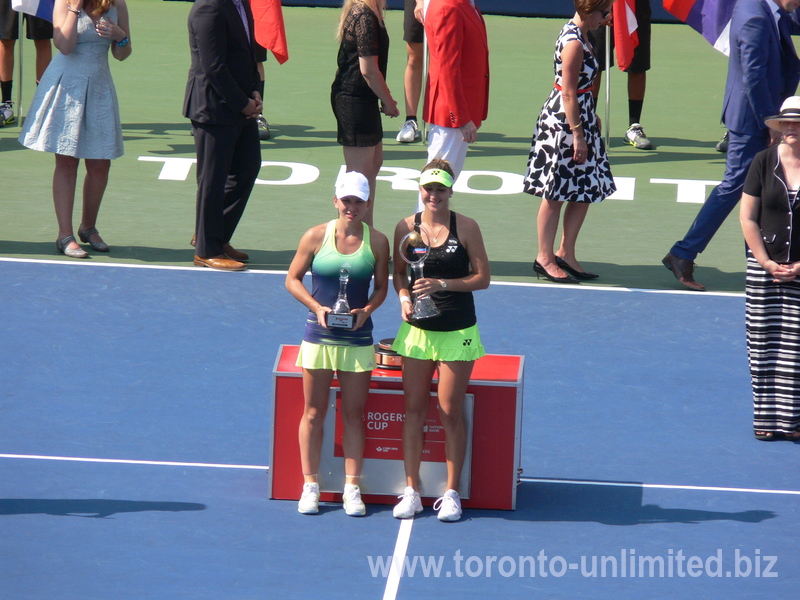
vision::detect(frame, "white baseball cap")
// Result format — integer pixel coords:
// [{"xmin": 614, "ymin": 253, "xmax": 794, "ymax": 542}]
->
[{"xmin": 335, "ymin": 171, "xmax": 370, "ymax": 201}]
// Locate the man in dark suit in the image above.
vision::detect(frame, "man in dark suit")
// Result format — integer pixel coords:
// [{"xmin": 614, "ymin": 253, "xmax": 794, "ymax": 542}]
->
[
  {"xmin": 184, "ymin": 0, "xmax": 263, "ymax": 271},
  {"xmin": 663, "ymin": 0, "xmax": 800, "ymax": 291}
]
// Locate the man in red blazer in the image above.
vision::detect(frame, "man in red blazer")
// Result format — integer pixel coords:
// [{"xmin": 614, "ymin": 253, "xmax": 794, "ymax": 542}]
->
[{"xmin": 422, "ymin": 0, "xmax": 489, "ymax": 184}]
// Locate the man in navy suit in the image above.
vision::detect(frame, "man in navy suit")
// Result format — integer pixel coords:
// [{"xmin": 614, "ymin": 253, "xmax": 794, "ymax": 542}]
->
[
  {"xmin": 663, "ymin": 0, "xmax": 800, "ymax": 290},
  {"xmin": 184, "ymin": 0, "xmax": 263, "ymax": 271}
]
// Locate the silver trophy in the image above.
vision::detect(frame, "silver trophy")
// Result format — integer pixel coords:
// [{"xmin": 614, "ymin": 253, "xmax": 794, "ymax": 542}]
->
[
  {"xmin": 326, "ymin": 268, "xmax": 355, "ymax": 329},
  {"xmin": 399, "ymin": 229, "xmax": 441, "ymax": 320}
]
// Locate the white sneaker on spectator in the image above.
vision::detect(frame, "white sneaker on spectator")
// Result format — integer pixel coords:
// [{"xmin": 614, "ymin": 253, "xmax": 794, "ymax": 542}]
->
[
  {"xmin": 433, "ymin": 489, "xmax": 462, "ymax": 522},
  {"xmin": 297, "ymin": 482, "xmax": 319, "ymax": 514},
  {"xmin": 624, "ymin": 123, "xmax": 653, "ymax": 150},
  {"xmin": 1, "ymin": 101, "xmax": 14, "ymax": 126},
  {"xmin": 392, "ymin": 486, "xmax": 422, "ymax": 518},
  {"xmin": 343, "ymin": 484, "xmax": 366, "ymax": 516},
  {"xmin": 396, "ymin": 119, "xmax": 420, "ymax": 143}
]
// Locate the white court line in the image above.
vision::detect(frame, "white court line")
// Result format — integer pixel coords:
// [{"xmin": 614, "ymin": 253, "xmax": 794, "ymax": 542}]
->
[
  {"xmin": 377, "ymin": 477, "xmax": 800, "ymax": 599},
  {"xmin": 520, "ymin": 477, "xmax": 800, "ymax": 496},
  {"xmin": 4, "ymin": 454, "xmax": 796, "ymax": 599},
  {"xmin": 4, "ymin": 454, "xmax": 793, "ymax": 495},
  {"xmin": 0, "ymin": 256, "xmax": 743, "ymax": 297},
  {"xmin": 382, "ymin": 518, "xmax": 414, "ymax": 600},
  {"xmin": 0, "ymin": 453, "xmax": 269, "ymax": 470}
]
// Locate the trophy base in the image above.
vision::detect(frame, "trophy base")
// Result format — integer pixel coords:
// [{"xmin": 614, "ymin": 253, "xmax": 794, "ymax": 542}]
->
[
  {"xmin": 410, "ymin": 298, "xmax": 441, "ymax": 321},
  {"xmin": 326, "ymin": 313, "xmax": 355, "ymax": 329},
  {"xmin": 410, "ymin": 312, "xmax": 441, "ymax": 321}
]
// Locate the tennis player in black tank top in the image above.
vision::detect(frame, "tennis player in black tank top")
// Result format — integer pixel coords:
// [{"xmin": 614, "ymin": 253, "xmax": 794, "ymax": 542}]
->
[{"xmin": 390, "ymin": 159, "xmax": 491, "ymax": 522}]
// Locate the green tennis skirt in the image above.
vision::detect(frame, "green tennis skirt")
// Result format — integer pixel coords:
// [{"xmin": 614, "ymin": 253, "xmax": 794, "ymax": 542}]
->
[
  {"xmin": 296, "ymin": 341, "xmax": 376, "ymax": 372},
  {"xmin": 391, "ymin": 322, "xmax": 485, "ymax": 362}
]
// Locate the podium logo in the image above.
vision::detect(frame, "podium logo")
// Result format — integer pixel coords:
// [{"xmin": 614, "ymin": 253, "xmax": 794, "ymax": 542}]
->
[{"xmin": 367, "ymin": 411, "xmax": 405, "ymax": 431}]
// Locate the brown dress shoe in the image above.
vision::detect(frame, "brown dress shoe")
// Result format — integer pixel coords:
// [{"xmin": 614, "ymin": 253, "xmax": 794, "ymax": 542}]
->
[
  {"xmin": 223, "ymin": 243, "xmax": 249, "ymax": 262},
  {"xmin": 190, "ymin": 236, "xmax": 249, "ymax": 262},
  {"xmin": 662, "ymin": 252, "xmax": 705, "ymax": 291},
  {"xmin": 193, "ymin": 254, "xmax": 246, "ymax": 272}
]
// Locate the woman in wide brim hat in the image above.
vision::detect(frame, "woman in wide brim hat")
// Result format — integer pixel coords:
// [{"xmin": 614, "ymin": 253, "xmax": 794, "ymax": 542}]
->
[{"xmin": 740, "ymin": 95, "xmax": 800, "ymax": 441}]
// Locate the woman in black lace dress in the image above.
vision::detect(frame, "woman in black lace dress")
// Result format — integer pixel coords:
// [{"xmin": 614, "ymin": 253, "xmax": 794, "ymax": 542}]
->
[{"xmin": 331, "ymin": 0, "xmax": 399, "ymax": 225}]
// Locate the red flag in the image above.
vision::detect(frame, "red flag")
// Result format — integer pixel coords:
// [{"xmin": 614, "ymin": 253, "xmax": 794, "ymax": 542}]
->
[
  {"xmin": 613, "ymin": 0, "xmax": 639, "ymax": 71},
  {"xmin": 250, "ymin": 0, "xmax": 289, "ymax": 65}
]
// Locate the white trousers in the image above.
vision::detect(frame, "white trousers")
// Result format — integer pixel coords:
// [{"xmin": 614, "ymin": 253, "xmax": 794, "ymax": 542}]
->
[{"xmin": 417, "ymin": 124, "xmax": 469, "ymax": 211}]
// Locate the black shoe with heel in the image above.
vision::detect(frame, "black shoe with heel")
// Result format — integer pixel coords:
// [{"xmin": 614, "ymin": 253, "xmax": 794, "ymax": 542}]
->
[
  {"xmin": 555, "ymin": 256, "xmax": 598, "ymax": 280},
  {"xmin": 533, "ymin": 260, "xmax": 579, "ymax": 284}
]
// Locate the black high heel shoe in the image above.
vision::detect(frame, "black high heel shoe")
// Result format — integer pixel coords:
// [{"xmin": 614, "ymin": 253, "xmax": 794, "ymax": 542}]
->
[
  {"xmin": 533, "ymin": 260, "xmax": 579, "ymax": 284},
  {"xmin": 555, "ymin": 256, "xmax": 598, "ymax": 280}
]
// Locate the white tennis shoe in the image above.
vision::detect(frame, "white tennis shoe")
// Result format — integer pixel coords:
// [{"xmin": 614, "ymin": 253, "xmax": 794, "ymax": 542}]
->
[
  {"xmin": 393, "ymin": 486, "xmax": 422, "ymax": 518},
  {"xmin": 297, "ymin": 482, "xmax": 320, "ymax": 514},
  {"xmin": 433, "ymin": 489, "xmax": 462, "ymax": 522},
  {"xmin": 343, "ymin": 484, "xmax": 366, "ymax": 516}
]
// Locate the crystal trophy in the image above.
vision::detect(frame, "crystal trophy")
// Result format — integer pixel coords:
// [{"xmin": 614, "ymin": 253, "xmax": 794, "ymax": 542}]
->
[
  {"xmin": 399, "ymin": 229, "xmax": 441, "ymax": 320},
  {"xmin": 326, "ymin": 268, "xmax": 356, "ymax": 329}
]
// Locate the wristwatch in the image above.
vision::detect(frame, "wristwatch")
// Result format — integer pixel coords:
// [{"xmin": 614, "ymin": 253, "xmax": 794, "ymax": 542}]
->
[{"xmin": 439, "ymin": 279, "xmax": 447, "ymax": 290}]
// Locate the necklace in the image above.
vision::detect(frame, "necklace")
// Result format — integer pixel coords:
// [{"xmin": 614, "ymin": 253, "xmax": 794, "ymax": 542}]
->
[{"xmin": 430, "ymin": 222, "xmax": 447, "ymax": 244}]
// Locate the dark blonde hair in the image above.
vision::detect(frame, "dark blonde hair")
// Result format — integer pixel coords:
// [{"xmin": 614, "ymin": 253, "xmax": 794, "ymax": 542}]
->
[
  {"xmin": 87, "ymin": 0, "xmax": 115, "ymax": 17},
  {"xmin": 336, "ymin": 0, "xmax": 386, "ymax": 41},
  {"xmin": 574, "ymin": 0, "xmax": 613, "ymax": 19},
  {"xmin": 422, "ymin": 158, "xmax": 455, "ymax": 179}
]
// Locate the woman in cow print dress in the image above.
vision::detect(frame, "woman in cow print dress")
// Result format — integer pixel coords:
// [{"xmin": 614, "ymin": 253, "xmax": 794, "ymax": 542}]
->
[{"xmin": 523, "ymin": 0, "xmax": 615, "ymax": 283}]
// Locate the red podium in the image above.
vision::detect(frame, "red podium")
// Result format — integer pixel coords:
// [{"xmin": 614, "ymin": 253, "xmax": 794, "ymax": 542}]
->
[{"xmin": 269, "ymin": 345, "xmax": 524, "ymax": 510}]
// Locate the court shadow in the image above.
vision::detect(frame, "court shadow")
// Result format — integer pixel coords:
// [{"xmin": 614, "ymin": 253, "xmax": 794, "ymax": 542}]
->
[
  {"xmin": 0, "ymin": 240, "xmax": 296, "ymax": 270},
  {"xmin": 489, "ymin": 481, "xmax": 775, "ymax": 526},
  {"xmin": 0, "ymin": 498, "xmax": 206, "ymax": 519},
  {"xmin": 98, "ymin": 245, "xmax": 297, "ymax": 270},
  {"xmin": 489, "ymin": 260, "xmax": 745, "ymax": 293},
  {"xmin": 121, "ymin": 122, "xmax": 191, "ymax": 137},
  {"xmin": 630, "ymin": 136, "xmax": 726, "ymax": 151},
  {"xmin": 119, "ymin": 122, "xmax": 336, "ymax": 153},
  {"xmin": 0, "ymin": 135, "xmax": 23, "ymax": 153}
]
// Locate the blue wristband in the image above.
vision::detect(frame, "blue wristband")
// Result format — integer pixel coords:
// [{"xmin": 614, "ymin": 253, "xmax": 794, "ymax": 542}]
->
[{"xmin": 116, "ymin": 36, "xmax": 129, "ymax": 47}]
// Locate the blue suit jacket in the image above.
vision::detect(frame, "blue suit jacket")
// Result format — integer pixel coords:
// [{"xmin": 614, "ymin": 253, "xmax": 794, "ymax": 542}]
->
[
  {"xmin": 722, "ymin": 0, "xmax": 800, "ymax": 134},
  {"xmin": 183, "ymin": 0, "xmax": 260, "ymax": 126}
]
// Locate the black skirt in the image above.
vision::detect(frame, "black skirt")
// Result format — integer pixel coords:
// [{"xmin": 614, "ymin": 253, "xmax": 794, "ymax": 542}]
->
[{"xmin": 331, "ymin": 88, "xmax": 383, "ymax": 147}]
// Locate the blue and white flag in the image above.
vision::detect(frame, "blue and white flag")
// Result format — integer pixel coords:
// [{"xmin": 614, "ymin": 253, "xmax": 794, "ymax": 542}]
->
[{"xmin": 11, "ymin": 0, "xmax": 55, "ymax": 22}]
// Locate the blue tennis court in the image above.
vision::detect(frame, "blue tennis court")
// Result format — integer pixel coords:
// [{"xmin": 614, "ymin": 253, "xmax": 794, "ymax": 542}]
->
[{"xmin": 2, "ymin": 258, "xmax": 799, "ymax": 599}]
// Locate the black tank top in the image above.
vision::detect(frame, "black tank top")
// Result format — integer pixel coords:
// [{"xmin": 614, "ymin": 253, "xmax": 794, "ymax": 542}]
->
[{"xmin": 409, "ymin": 211, "xmax": 476, "ymax": 331}]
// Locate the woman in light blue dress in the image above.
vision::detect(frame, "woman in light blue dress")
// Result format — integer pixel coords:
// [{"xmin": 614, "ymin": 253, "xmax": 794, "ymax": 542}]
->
[{"xmin": 19, "ymin": 0, "xmax": 131, "ymax": 258}]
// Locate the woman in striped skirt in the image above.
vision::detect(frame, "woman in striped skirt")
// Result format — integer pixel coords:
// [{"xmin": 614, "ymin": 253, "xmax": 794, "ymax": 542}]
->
[{"xmin": 740, "ymin": 97, "xmax": 800, "ymax": 441}]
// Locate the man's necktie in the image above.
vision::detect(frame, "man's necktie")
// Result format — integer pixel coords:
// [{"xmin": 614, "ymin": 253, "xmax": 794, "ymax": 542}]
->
[{"xmin": 232, "ymin": 0, "xmax": 251, "ymax": 43}]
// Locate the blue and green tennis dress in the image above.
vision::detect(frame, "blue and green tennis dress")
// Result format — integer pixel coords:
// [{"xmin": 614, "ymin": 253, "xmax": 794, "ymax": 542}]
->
[{"xmin": 297, "ymin": 220, "xmax": 377, "ymax": 371}]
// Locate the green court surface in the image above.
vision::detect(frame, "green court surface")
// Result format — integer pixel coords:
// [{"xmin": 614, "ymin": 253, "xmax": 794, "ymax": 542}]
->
[{"xmin": 0, "ymin": 1, "xmax": 745, "ymax": 291}]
